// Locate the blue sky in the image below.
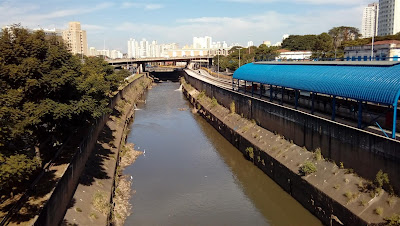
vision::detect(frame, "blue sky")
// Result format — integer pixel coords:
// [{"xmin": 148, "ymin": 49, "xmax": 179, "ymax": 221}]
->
[{"xmin": 0, "ymin": 0, "xmax": 372, "ymax": 52}]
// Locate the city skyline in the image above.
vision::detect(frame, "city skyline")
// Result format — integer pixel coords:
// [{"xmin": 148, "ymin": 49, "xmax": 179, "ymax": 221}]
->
[{"xmin": 0, "ymin": 0, "xmax": 373, "ymax": 51}]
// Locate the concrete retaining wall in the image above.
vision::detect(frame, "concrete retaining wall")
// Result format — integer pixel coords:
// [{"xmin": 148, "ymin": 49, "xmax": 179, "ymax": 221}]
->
[
  {"xmin": 184, "ymin": 72, "xmax": 400, "ymax": 194},
  {"xmin": 34, "ymin": 75, "xmax": 150, "ymax": 226},
  {"xmin": 182, "ymin": 86, "xmax": 366, "ymax": 225}
]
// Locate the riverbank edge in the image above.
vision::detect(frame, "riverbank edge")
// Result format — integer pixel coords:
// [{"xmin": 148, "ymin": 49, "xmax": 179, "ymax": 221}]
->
[
  {"xmin": 181, "ymin": 79, "xmax": 399, "ymax": 225},
  {"xmin": 107, "ymin": 80, "xmax": 152, "ymax": 225},
  {"xmin": 62, "ymin": 75, "xmax": 153, "ymax": 226},
  {"xmin": 31, "ymin": 74, "xmax": 152, "ymax": 226}
]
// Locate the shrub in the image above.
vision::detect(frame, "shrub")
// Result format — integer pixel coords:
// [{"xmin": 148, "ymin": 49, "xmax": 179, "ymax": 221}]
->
[
  {"xmin": 211, "ymin": 97, "xmax": 218, "ymax": 108},
  {"xmin": 245, "ymin": 147, "xmax": 254, "ymax": 160},
  {"xmin": 314, "ymin": 148, "xmax": 323, "ymax": 161},
  {"xmin": 385, "ymin": 214, "xmax": 400, "ymax": 225},
  {"xmin": 230, "ymin": 101, "xmax": 235, "ymax": 114},
  {"xmin": 198, "ymin": 91, "xmax": 206, "ymax": 99},
  {"xmin": 375, "ymin": 207, "xmax": 383, "ymax": 216},
  {"xmin": 299, "ymin": 161, "xmax": 317, "ymax": 176}
]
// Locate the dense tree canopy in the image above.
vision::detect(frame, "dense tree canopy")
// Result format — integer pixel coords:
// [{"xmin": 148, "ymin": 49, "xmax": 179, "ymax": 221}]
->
[
  {"xmin": 282, "ymin": 35, "xmax": 318, "ymax": 51},
  {"xmin": 0, "ymin": 25, "xmax": 127, "ymax": 194},
  {"xmin": 213, "ymin": 45, "xmax": 279, "ymax": 71}
]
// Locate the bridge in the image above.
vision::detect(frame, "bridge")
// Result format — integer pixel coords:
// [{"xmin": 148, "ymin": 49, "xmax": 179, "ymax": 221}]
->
[{"xmin": 106, "ymin": 56, "xmax": 213, "ymax": 73}]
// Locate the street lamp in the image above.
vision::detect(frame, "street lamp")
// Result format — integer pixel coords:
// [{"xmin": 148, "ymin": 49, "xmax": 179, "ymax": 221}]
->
[
  {"xmin": 217, "ymin": 49, "xmax": 220, "ymax": 78},
  {"xmin": 371, "ymin": 7, "xmax": 377, "ymax": 61}
]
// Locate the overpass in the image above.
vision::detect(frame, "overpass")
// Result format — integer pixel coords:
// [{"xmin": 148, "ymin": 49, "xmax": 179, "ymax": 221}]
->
[{"xmin": 106, "ymin": 56, "xmax": 213, "ymax": 73}]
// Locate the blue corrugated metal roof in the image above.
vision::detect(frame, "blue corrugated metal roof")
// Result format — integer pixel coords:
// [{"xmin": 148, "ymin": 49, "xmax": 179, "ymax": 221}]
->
[{"xmin": 233, "ymin": 63, "xmax": 400, "ymax": 106}]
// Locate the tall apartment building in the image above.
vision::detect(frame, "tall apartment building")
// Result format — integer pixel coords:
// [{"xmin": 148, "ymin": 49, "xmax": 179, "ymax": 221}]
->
[
  {"xmin": 62, "ymin": 22, "xmax": 88, "ymax": 56},
  {"xmin": 378, "ymin": 0, "xmax": 400, "ymax": 36},
  {"xmin": 127, "ymin": 37, "xmax": 178, "ymax": 58},
  {"xmin": 361, "ymin": 3, "xmax": 379, "ymax": 38}
]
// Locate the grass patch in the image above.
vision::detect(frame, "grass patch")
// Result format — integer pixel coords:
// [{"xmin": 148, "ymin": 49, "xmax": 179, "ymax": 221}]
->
[
  {"xmin": 89, "ymin": 212, "xmax": 99, "ymax": 220},
  {"xmin": 75, "ymin": 207, "xmax": 82, "ymax": 212},
  {"xmin": 299, "ymin": 161, "xmax": 317, "ymax": 176},
  {"xmin": 339, "ymin": 162, "xmax": 344, "ymax": 169},
  {"xmin": 92, "ymin": 191, "xmax": 110, "ymax": 215},
  {"xmin": 333, "ymin": 184, "xmax": 340, "ymax": 190}
]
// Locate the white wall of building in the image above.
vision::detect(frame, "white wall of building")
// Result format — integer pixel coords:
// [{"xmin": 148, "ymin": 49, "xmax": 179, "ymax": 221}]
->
[{"xmin": 361, "ymin": 3, "xmax": 379, "ymax": 38}]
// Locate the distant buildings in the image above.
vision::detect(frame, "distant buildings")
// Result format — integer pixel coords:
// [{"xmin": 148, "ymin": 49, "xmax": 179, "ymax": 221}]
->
[
  {"xmin": 262, "ymin": 41, "xmax": 271, "ymax": 47},
  {"xmin": 127, "ymin": 38, "xmax": 178, "ymax": 58},
  {"xmin": 62, "ymin": 22, "xmax": 88, "ymax": 56},
  {"xmin": 344, "ymin": 40, "xmax": 400, "ymax": 61},
  {"xmin": 377, "ymin": 0, "xmax": 400, "ymax": 36},
  {"xmin": 361, "ymin": 3, "xmax": 379, "ymax": 38},
  {"xmin": 247, "ymin": 41, "xmax": 254, "ymax": 47},
  {"xmin": 276, "ymin": 49, "xmax": 312, "ymax": 61}
]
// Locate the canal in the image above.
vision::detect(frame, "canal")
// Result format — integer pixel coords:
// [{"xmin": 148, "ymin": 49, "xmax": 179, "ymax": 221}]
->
[{"xmin": 124, "ymin": 82, "xmax": 321, "ymax": 225}]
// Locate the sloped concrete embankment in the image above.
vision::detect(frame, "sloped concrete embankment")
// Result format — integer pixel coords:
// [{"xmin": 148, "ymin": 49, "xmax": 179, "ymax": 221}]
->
[
  {"xmin": 183, "ymin": 72, "xmax": 400, "ymax": 195},
  {"xmin": 34, "ymin": 75, "xmax": 152, "ymax": 226},
  {"xmin": 181, "ymin": 80, "xmax": 400, "ymax": 226}
]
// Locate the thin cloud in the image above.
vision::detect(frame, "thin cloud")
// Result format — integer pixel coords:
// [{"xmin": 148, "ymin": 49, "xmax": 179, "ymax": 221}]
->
[
  {"xmin": 121, "ymin": 2, "xmax": 164, "ymax": 10},
  {"xmin": 221, "ymin": 0, "xmax": 370, "ymax": 5}
]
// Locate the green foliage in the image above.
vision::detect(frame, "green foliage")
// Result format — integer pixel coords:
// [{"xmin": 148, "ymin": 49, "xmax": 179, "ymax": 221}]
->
[
  {"xmin": 230, "ymin": 101, "xmax": 235, "ymax": 114},
  {"xmin": 245, "ymin": 147, "xmax": 254, "ymax": 160},
  {"xmin": 299, "ymin": 161, "xmax": 317, "ymax": 176},
  {"xmin": 282, "ymin": 35, "xmax": 319, "ymax": 51},
  {"xmin": 374, "ymin": 170, "xmax": 394, "ymax": 194},
  {"xmin": 0, "ymin": 153, "xmax": 40, "ymax": 193},
  {"xmin": 375, "ymin": 207, "xmax": 383, "ymax": 216},
  {"xmin": 385, "ymin": 214, "xmax": 400, "ymax": 225},
  {"xmin": 213, "ymin": 45, "xmax": 279, "ymax": 71},
  {"xmin": 198, "ymin": 91, "xmax": 206, "ymax": 100},
  {"xmin": 0, "ymin": 25, "xmax": 126, "ymax": 192},
  {"xmin": 211, "ymin": 97, "xmax": 218, "ymax": 108},
  {"xmin": 314, "ymin": 148, "xmax": 323, "ymax": 161}
]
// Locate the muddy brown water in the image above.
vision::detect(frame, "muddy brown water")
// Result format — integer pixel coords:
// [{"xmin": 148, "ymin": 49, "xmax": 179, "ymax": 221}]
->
[{"xmin": 124, "ymin": 82, "xmax": 322, "ymax": 226}]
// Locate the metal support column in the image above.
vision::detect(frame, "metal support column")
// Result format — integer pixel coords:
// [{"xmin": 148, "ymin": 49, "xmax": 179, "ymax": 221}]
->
[
  {"xmin": 244, "ymin": 81, "xmax": 247, "ymax": 94},
  {"xmin": 358, "ymin": 101, "xmax": 363, "ymax": 129},
  {"xmin": 251, "ymin": 82, "xmax": 254, "ymax": 97},
  {"xmin": 270, "ymin": 85, "xmax": 273, "ymax": 102},
  {"xmin": 280, "ymin": 87, "xmax": 284, "ymax": 105},
  {"xmin": 295, "ymin": 90, "xmax": 299, "ymax": 109},
  {"xmin": 332, "ymin": 96, "xmax": 336, "ymax": 121},
  {"xmin": 260, "ymin": 84, "xmax": 263, "ymax": 99},
  {"xmin": 232, "ymin": 78, "xmax": 234, "ymax": 91},
  {"xmin": 237, "ymin": 79, "xmax": 240, "ymax": 91},
  {"xmin": 311, "ymin": 93, "xmax": 316, "ymax": 114},
  {"xmin": 393, "ymin": 104, "xmax": 398, "ymax": 139}
]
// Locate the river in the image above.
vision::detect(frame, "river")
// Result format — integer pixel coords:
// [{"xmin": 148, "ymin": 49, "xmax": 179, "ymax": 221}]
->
[{"xmin": 124, "ymin": 82, "xmax": 321, "ymax": 225}]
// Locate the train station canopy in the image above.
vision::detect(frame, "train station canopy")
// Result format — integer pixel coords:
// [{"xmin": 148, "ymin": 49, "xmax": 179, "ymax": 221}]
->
[{"xmin": 233, "ymin": 61, "xmax": 400, "ymax": 106}]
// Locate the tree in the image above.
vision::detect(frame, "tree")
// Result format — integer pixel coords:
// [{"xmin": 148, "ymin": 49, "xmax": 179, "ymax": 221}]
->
[
  {"xmin": 0, "ymin": 25, "xmax": 127, "ymax": 194},
  {"xmin": 328, "ymin": 26, "xmax": 361, "ymax": 58},
  {"xmin": 282, "ymin": 35, "xmax": 318, "ymax": 51},
  {"xmin": 311, "ymin": 33, "xmax": 335, "ymax": 59}
]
